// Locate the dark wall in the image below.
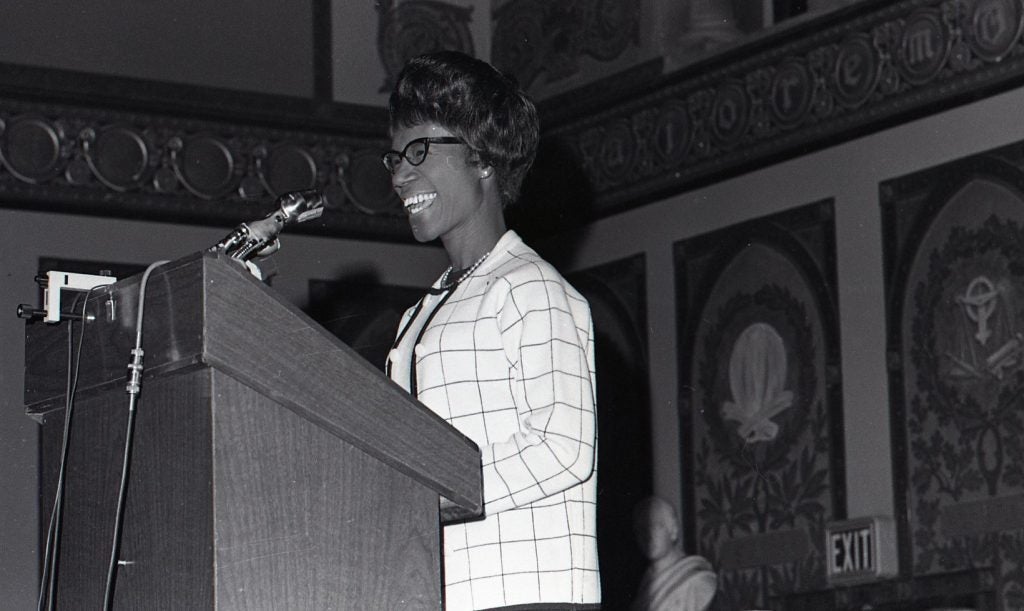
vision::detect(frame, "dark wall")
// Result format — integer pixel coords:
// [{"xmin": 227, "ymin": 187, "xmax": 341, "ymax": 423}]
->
[{"xmin": 0, "ymin": 1, "xmax": 314, "ymax": 96}]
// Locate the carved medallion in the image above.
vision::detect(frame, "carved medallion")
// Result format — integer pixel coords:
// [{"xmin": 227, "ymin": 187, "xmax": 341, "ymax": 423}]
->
[
  {"xmin": 597, "ymin": 119, "xmax": 636, "ymax": 185},
  {"xmin": 492, "ymin": 0, "xmax": 639, "ymax": 90},
  {"xmin": 833, "ymin": 33, "xmax": 880, "ymax": 109},
  {"xmin": 700, "ymin": 283, "xmax": 817, "ymax": 466},
  {"xmin": 168, "ymin": 134, "xmax": 238, "ymax": 200},
  {"xmin": 376, "ymin": 0, "xmax": 475, "ymax": 94},
  {"xmin": 898, "ymin": 9, "xmax": 951, "ymax": 86},
  {"xmin": 770, "ymin": 59, "xmax": 813, "ymax": 129},
  {"xmin": 582, "ymin": 0, "xmax": 638, "ymax": 61},
  {"xmin": 710, "ymin": 81, "xmax": 750, "ymax": 149},
  {"xmin": 491, "ymin": 0, "xmax": 548, "ymax": 89},
  {"xmin": 653, "ymin": 101, "xmax": 693, "ymax": 168},
  {"xmin": 82, "ymin": 125, "xmax": 151, "ymax": 192},
  {"xmin": 0, "ymin": 116, "xmax": 66, "ymax": 184},
  {"xmin": 340, "ymin": 150, "xmax": 402, "ymax": 215},
  {"xmin": 966, "ymin": 0, "xmax": 1024, "ymax": 62},
  {"xmin": 257, "ymin": 144, "xmax": 318, "ymax": 196}
]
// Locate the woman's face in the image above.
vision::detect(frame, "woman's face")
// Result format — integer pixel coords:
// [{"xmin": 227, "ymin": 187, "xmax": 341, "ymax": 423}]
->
[{"xmin": 388, "ymin": 121, "xmax": 488, "ymax": 244}]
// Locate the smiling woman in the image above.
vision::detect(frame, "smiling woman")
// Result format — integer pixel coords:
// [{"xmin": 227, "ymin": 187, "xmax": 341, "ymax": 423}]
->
[
  {"xmin": 379, "ymin": 51, "xmax": 601, "ymax": 611},
  {"xmin": 386, "ymin": 120, "xmax": 492, "ymax": 248}
]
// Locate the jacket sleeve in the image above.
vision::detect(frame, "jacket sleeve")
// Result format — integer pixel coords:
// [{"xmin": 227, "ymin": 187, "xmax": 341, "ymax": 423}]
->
[{"xmin": 479, "ymin": 267, "xmax": 597, "ymax": 515}]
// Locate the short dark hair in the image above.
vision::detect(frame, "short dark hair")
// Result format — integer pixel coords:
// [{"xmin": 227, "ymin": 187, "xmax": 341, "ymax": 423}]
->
[{"xmin": 387, "ymin": 51, "xmax": 540, "ymax": 208}]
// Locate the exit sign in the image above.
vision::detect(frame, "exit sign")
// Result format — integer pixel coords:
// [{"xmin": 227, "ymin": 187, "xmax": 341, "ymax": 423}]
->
[{"xmin": 825, "ymin": 516, "xmax": 898, "ymax": 585}]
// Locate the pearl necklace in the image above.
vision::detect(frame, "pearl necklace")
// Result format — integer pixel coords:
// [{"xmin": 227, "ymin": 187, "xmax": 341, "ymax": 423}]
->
[{"xmin": 439, "ymin": 250, "xmax": 491, "ymax": 290}]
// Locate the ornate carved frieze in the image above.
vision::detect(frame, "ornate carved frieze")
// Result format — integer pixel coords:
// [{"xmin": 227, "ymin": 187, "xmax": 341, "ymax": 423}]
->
[
  {"xmin": 376, "ymin": 0, "xmax": 476, "ymax": 94},
  {"xmin": 4, "ymin": 1, "xmax": 1023, "ymax": 239},
  {"xmin": 546, "ymin": 0, "xmax": 1024, "ymax": 216},
  {"xmin": 492, "ymin": 0, "xmax": 641, "ymax": 90},
  {"xmin": 0, "ymin": 97, "xmax": 408, "ymax": 239}
]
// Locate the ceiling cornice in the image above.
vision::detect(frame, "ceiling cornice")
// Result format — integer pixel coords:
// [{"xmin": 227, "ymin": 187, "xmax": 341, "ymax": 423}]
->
[{"xmin": 1, "ymin": 0, "xmax": 1022, "ymax": 242}]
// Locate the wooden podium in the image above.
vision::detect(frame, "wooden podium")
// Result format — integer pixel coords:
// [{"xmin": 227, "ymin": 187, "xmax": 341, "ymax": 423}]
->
[{"xmin": 24, "ymin": 251, "xmax": 481, "ymax": 610}]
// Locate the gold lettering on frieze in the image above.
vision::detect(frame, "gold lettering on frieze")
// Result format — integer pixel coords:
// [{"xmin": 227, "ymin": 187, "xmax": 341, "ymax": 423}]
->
[
  {"xmin": 659, "ymin": 121, "xmax": 678, "ymax": 156},
  {"xmin": 716, "ymin": 97, "xmax": 739, "ymax": 131},
  {"xmin": 906, "ymin": 26, "xmax": 937, "ymax": 65},
  {"xmin": 771, "ymin": 60, "xmax": 811, "ymax": 128},
  {"xmin": 977, "ymin": 2, "xmax": 1008, "ymax": 46},
  {"xmin": 547, "ymin": 0, "xmax": 1024, "ymax": 204},
  {"xmin": 775, "ymin": 74, "xmax": 801, "ymax": 113},
  {"xmin": 834, "ymin": 35, "xmax": 878, "ymax": 108},
  {"xmin": 900, "ymin": 11, "xmax": 948, "ymax": 85},
  {"xmin": 597, "ymin": 121, "xmax": 635, "ymax": 183},
  {"xmin": 839, "ymin": 52, "xmax": 864, "ymax": 88},
  {"xmin": 653, "ymin": 103, "xmax": 691, "ymax": 165},
  {"xmin": 970, "ymin": 0, "xmax": 1023, "ymax": 61},
  {"xmin": 710, "ymin": 83, "xmax": 749, "ymax": 147}
]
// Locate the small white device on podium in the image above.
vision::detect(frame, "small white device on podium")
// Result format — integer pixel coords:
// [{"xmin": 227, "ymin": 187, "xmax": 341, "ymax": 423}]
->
[
  {"xmin": 42, "ymin": 271, "xmax": 118, "ymax": 322},
  {"xmin": 825, "ymin": 516, "xmax": 899, "ymax": 585},
  {"xmin": 16, "ymin": 270, "xmax": 118, "ymax": 324}
]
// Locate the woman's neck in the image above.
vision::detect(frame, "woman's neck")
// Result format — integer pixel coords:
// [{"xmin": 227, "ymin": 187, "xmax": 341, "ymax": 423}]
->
[{"xmin": 442, "ymin": 213, "xmax": 505, "ymax": 270}]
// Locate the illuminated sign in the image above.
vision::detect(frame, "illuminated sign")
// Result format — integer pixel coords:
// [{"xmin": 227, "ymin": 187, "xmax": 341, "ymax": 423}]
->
[{"xmin": 825, "ymin": 516, "xmax": 898, "ymax": 585}]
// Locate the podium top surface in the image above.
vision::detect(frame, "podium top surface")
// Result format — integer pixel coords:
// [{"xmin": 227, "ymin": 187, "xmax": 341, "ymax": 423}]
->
[{"xmin": 24, "ymin": 251, "xmax": 482, "ymax": 514}]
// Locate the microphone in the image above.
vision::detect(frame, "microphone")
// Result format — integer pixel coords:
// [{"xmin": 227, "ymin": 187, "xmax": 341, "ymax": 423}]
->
[{"xmin": 210, "ymin": 189, "xmax": 325, "ymax": 262}]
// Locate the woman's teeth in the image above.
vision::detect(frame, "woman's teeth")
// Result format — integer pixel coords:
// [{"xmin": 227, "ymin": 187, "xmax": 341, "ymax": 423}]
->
[{"xmin": 404, "ymin": 192, "xmax": 436, "ymax": 214}]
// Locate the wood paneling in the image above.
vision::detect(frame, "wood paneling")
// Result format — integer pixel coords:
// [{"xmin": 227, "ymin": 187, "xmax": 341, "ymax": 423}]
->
[{"xmin": 30, "ymin": 252, "xmax": 481, "ymax": 608}]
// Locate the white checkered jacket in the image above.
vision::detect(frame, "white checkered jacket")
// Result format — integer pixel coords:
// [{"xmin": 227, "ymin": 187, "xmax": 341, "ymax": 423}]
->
[{"xmin": 387, "ymin": 230, "xmax": 600, "ymax": 610}]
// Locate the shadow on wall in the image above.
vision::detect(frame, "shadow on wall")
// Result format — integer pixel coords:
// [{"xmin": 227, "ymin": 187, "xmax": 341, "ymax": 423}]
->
[
  {"xmin": 509, "ymin": 136, "xmax": 595, "ymax": 242},
  {"xmin": 517, "ymin": 137, "xmax": 652, "ymax": 606},
  {"xmin": 570, "ymin": 258, "xmax": 654, "ymax": 609}
]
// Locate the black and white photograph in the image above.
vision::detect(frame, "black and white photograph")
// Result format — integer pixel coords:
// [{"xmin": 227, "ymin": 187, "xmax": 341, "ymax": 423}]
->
[{"xmin": 3, "ymin": 1, "xmax": 1024, "ymax": 610}]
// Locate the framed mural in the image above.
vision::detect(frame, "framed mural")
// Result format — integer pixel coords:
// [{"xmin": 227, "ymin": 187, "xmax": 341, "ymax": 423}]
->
[
  {"xmin": 674, "ymin": 200, "xmax": 845, "ymax": 610},
  {"xmin": 569, "ymin": 254, "xmax": 653, "ymax": 609},
  {"xmin": 881, "ymin": 144, "xmax": 1024, "ymax": 610}
]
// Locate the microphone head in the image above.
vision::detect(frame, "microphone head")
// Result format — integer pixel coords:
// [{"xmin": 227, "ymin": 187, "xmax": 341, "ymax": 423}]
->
[{"xmin": 277, "ymin": 189, "xmax": 326, "ymax": 225}]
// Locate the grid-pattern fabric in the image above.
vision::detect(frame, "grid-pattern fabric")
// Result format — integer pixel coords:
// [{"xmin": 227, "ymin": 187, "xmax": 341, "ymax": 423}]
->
[{"xmin": 387, "ymin": 230, "xmax": 600, "ymax": 611}]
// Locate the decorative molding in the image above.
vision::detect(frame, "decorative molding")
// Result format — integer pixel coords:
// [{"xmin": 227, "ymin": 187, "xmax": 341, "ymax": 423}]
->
[
  {"xmin": 0, "ymin": 94, "xmax": 409, "ymax": 240},
  {"xmin": 376, "ymin": 0, "xmax": 476, "ymax": 94},
  {"xmin": 544, "ymin": 0, "xmax": 1024, "ymax": 217},
  {"xmin": 492, "ymin": 0, "xmax": 641, "ymax": 90},
  {"xmin": 3, "ymin": 1, "xmax": 1024, "ymax": 239}
]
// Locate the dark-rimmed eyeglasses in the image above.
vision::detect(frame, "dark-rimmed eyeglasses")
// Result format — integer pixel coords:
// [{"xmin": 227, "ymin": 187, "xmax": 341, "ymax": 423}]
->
[{"xmin": 381, "ymin": 137, "xmax": 463, "ymax": 174}]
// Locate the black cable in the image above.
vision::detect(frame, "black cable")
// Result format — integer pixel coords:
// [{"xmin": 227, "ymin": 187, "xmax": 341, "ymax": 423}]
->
[
  {"xmin": 102, "ymin": 261, "xmax": 167, "ymax": 611},
  {"xmin": 36, "ymin": 288, "xmax": 94, "ymax": 611},
  {"xmin": 101, "ymin": 395, "xmax": 138, "ymax": 611}
]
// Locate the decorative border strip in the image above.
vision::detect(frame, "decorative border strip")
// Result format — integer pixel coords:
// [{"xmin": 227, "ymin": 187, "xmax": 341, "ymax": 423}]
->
[
  {"xmin": 547, "ymin": 0, "xmax": 1024, "ymax": 215},
  {"xmin": 0, "ymin": 94, "xmax": 408, "ymax": 239},
  {"xmin": 3, "ymin": 1, "xmax": 1023, "ymax": 238}
]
